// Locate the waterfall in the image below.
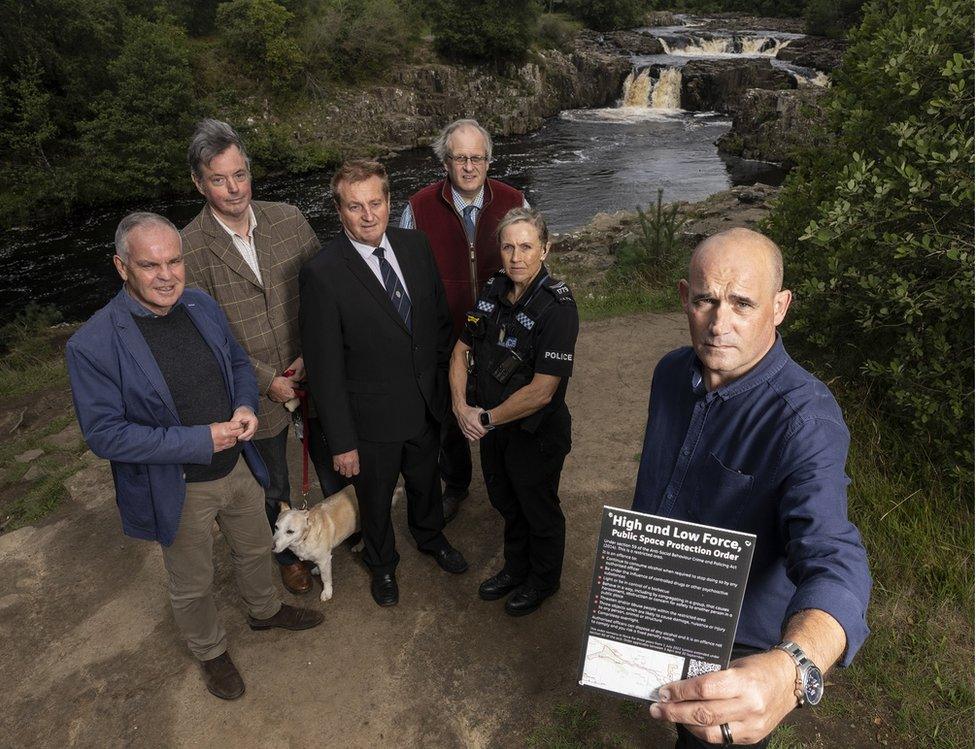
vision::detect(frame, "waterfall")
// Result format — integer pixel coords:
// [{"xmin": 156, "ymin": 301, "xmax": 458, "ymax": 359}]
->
[
  {"xmin": 619, "ymin": 67, "xmax": 682, "ymax": 111},
  {"xmin": 661, "ymin": 35, "xmax": 789, "ymax": 57},
  {"xmin": 650, "ymin": 68, "xmax": 682, "ymax": 110},
  {"xmin": 622, "ymin": 68, "xmax": 652, "ymax": 107}
]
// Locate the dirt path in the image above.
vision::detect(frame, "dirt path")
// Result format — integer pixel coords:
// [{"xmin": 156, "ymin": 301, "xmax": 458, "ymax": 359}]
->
[{"xmin": 0, "ymin": 313, "xmax": 716, "ymax": 747}]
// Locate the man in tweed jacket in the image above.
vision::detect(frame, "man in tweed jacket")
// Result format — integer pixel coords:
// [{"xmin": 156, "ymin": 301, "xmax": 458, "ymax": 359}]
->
[{"xmin": 180, "ymin": 119, "xmax": 343, "ymax": 595}]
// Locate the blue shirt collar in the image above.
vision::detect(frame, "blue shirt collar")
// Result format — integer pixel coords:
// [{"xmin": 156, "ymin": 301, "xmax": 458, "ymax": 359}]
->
[{"xmin": 690, "ymin": 334, "xmax": 789, "ymax": 401}]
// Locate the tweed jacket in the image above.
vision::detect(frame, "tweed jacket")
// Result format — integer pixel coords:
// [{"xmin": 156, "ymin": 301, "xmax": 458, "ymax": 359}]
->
[{"xmin": 181, "ymin": 200, "xmax": 321, "ymax": 439}]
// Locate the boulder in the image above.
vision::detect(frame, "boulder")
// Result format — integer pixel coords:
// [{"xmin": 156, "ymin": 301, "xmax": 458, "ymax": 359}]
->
[
  {"xmin": 680, "ymin": 59, "xmax": 796, "ymax": 114},
  {"xmin": 716, "ymin": 87, "xmax": 829, "ymax": 167},
  {"xmin": 603, "ymin": 31, "xmax": 665, "ymax": 55},
  {"xmin": 776, "ymin": 36, "xmax": 847, "ymax": 72}
]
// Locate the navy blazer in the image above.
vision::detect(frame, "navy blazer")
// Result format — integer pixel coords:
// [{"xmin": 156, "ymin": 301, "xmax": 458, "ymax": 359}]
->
[{"xmin": 66, "ymin": 287, "xmax": 269, "ymax": 546}]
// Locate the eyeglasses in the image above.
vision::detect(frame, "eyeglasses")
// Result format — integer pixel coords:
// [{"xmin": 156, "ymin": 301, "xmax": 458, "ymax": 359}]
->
[{"xmin": 447, "ymin": 155, "xmax": 490, "ymax": 166}]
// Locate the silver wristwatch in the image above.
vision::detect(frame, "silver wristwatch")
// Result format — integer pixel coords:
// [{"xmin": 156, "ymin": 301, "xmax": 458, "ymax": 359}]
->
[{"xmin": 773, "ymin": 641, "xmax": 824, "ymax": 707}]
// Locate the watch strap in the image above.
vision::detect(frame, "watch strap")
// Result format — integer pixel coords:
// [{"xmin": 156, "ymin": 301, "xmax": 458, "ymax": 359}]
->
[{"xmin": 773, "ymin": 641, "xmax": 811, "ymax": 707}]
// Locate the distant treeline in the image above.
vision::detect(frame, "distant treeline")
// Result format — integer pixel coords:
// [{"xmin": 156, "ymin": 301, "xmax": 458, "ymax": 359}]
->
[{"xmin": 0, "ymin": 0, "xmax": 868, "ymax": 225}]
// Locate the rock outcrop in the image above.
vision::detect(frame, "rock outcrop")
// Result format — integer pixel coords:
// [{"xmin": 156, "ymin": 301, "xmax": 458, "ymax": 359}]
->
[
  {"xmin": 776, "ymin": 35, "xmax": 847, "ymax": 72},
  {"xmin": 716, "ymin": 87, "xmax": 828, "ymax": 166},
  {"xmin": 680, "ymin": 59, "xmax": 796, "ymax": 113},
  {"xmin": 289, "ymin": 41, "xmax": 631, "ymax": 155}
]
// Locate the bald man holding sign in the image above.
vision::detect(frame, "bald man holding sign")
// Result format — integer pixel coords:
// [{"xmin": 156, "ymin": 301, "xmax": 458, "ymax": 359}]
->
[{"xmin": 633, "ymin": 228, "xmax": 871, "ymax": 747}]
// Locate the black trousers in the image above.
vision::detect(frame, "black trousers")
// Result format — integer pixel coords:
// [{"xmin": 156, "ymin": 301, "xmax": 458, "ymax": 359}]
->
[
  {"xmin": 674, "ymin": 645, "xmax": 769, "ymax": 749},
  {"xmin": 353, "ymin": 416, "xmax": 448, "ymax": 575},
  {"xmin": 255, "ymin": 420, "xmax": 346, "ymax": 566},
  {"xmin": 439, "ymin": 414, "xmax": 472, "ymax": 494},
  {"xmin": 479, "ymin": 412, "xmax": 569, "ymax": 592}
]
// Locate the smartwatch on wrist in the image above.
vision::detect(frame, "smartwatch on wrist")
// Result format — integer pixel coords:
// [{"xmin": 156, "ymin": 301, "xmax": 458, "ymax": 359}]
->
[
  {"xmin": 479, "ymin": 410, "xmax": 494, "ymax": 430},
  {"xmin": 773, "ymin": 641, "xmax": 824, "ymax": 707}
]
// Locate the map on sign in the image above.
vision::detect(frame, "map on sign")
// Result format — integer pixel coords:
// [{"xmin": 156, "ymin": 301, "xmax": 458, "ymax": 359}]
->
[{"xmin": 582, "ymin": 636, "xmax": 683, "ymax": 701}]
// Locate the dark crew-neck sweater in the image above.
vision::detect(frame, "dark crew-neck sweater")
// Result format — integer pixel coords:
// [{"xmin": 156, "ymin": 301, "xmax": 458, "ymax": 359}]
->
[{"xmin": 134, "ymin": 306, "xmax": 241, "ymax": 482}]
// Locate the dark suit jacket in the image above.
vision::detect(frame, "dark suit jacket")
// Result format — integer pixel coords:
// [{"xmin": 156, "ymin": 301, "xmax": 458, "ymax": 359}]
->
[{"xmin": 299, "ymin": 228, "xmax": 452, "ymax": 454}]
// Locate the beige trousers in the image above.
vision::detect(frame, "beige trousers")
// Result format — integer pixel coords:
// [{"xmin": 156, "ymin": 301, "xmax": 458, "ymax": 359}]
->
[{"xmin": 161, "ymin": 458, "xmax": 280, "ymax": 661}]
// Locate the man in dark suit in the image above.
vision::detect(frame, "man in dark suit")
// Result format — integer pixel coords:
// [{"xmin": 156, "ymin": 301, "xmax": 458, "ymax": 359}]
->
[{"xmin": 299, "ymin": 159, "xmax": 468, "ymax": 607}]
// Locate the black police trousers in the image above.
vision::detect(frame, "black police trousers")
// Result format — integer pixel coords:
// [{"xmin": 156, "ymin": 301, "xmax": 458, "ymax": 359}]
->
[{"xmin": 479, "ymin": 410, "xmax": 570, "ymax": 592}]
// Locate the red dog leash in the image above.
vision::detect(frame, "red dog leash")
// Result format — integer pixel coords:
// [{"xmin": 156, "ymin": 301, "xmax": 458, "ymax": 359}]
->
[{"xmin": 283, "ymin": 369, "xmax": 311, "ymax": 507}]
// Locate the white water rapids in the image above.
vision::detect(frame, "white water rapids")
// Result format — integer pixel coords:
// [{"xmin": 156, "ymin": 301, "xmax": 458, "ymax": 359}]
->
[{"xmin": 621, "ymin": 67, "xmax": 682, "ymax": 111}]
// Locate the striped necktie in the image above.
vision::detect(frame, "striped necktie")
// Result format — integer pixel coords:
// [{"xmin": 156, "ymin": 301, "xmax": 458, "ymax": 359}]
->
[{"xmin": 373, "ymin": 247, "xmax": 412, "ymax": 331}]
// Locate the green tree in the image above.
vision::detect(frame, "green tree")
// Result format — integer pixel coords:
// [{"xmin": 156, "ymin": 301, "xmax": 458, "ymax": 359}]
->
[
  {"xmin": 76, "ymin": 15, "xmax": 197, "ymax": 203},
  {"xmin": 566, "ymin": 0, "xmax": 644, "ymax": 30},
  {"xmin": 767, "ymin": 0, "xmax": 975, "ymax": 478},
  {"xmin": 215, "ymin": 0, "xmax": 305, "ymax": 86},
  {"xmin": 299, "ymin": 0, "xmax": 421, "ymax": 80},
  {"xmin": 431, "ymin": 0, "xmax": 541, "ymax": 65}
]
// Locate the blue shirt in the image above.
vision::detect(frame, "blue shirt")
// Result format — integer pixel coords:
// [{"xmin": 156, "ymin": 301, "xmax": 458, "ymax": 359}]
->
[{"xmin": 632, "ymin": 337, "xmax": 871, "ymax": 666}]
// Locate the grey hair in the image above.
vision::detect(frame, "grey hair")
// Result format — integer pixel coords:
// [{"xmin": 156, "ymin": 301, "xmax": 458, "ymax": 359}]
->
[
  {"xmin": 115, "ymin": 212, "xmax": 180, "ymax": 262},
  {"xmin": 187, "ymin": 118, "xmax": 251, "ymax": 179},
  {"xmin": 432, "ymin": 119, "xmax": 493, "ymax": 163},
  {"xmin": 496, "ymin": 207, "xmax": 549, "ymax": 247}
]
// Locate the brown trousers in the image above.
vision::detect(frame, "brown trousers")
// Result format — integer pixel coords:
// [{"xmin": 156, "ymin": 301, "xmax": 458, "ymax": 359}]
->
[{"xmin": 161, "ymin": 458, "xmax": 280, "ymax": 661}]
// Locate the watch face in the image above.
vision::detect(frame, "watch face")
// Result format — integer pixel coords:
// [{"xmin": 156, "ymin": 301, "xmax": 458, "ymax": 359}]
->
[
  {"xmin": 804, "ymin": 665, "xmax": 824, "ymax": 705},
  {"xmin": 479, "ymin": 412, "xmax": 490, "ymax": 426}
]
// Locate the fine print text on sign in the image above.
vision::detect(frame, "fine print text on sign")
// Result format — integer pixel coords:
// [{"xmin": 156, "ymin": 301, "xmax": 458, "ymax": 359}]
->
[{"xmin": 577, "ymin": 507, "xmax": 755, "ymax": 702}]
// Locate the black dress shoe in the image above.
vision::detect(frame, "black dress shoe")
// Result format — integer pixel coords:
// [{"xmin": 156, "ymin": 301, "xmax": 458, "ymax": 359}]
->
[
  {"xmin": 424, "ymin": 544, "xmax": 469, "ymax": 574},
  {"xmin": 200, "ymin": 651, "xmax": 245, "ymax": 700},
  {"xmin": 370, "ymin": 573, "xmax": 399, "ymax": 606},
  {"xmin": 478, "ymin": 571, "xmax": 526, "ymax": 601},
  {"xmin": 505, "ymin": 584, "xmax": 558, "ymax": 617},
  {"xmin": 442, "ymin": 487, "xmax": 469, "ymax": 523}
]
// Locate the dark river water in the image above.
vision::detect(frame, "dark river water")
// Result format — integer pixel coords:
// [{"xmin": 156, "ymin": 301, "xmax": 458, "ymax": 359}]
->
[{"xmin": 0, "ymin": 65, "xmax": 787, "ymax": 324}]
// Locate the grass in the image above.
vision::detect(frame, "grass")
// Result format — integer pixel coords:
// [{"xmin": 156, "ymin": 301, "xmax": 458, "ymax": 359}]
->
[
  {"xmin": 0, "ymin": 412, "xmax": 88, "ymax": 531},
  {"xmin": 822, "ymin": 395, "xmax": 974, "ymax": 747},
  {"xmin": 0, "ymin": 304, "xmax": 69, "ymax": 399}
]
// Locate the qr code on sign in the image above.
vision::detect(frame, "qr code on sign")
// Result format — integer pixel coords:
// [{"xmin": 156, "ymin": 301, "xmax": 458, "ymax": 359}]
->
[{"xmin": 687, "ymin": 659, "xmax": 721, "ymax": 677}]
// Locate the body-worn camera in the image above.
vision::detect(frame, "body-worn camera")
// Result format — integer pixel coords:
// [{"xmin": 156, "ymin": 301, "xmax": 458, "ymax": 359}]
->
[{"xmin": 491, "ymin": 349, "xmax": 523, "ymax": 384}]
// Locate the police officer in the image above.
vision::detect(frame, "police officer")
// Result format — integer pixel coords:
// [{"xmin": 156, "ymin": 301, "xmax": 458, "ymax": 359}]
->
[{"xmin": 449, "ymin": 207, "xmax": 579, "ymax": 616}]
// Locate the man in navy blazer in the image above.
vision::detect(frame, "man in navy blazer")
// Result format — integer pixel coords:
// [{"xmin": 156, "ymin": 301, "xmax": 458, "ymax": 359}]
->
[{"xmin": 66, "ymin": 212, "xmax": 323, "ymax": 701}]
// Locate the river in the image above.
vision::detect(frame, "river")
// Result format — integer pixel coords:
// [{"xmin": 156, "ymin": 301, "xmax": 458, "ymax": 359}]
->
[{"xmin": 0, "ymin": 20, "xmax": 798, "ymax": 324}]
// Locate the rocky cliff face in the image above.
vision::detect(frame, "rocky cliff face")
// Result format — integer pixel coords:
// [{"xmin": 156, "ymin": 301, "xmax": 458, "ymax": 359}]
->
[
  {"xmin": 776, "ymin": 36, "xmax": 847, "ymax": 71},
  {"xmin": 291, "ymin": 43, "xmax": 631, "ymax": 155},
  {"xmin": 680, "ymin": 59, "xmax": 796, "ymax": 114},
  {"xmin": 716, "ymin": 87, "xmax": 828, "ymax": 166}
]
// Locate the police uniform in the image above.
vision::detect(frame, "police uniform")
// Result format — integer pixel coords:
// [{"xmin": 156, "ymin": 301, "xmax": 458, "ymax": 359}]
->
[{"xmin": 460, "ymin": 265, "xmax": 579, "ymax": 593}]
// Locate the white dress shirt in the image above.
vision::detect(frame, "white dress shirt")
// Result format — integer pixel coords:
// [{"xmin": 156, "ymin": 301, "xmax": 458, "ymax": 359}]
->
[
  {"xmin": 212, "ymin": 206, "xmax": 262, "ymax": 285},
  {"xmin": 345, "ymin": 232, "xmax": 410, "ymax": 299}
]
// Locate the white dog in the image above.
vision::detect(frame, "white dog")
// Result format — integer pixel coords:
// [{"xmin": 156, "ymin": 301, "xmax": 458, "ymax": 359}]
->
[{"xmin": 272, "ymin": 485, "xmax": 402, "ymax": 601}]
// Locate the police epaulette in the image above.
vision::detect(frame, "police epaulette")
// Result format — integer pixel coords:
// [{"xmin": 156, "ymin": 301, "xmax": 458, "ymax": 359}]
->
[{"xmin": 542, "ymin": 278, "xmax": 575, "ymax": 304}]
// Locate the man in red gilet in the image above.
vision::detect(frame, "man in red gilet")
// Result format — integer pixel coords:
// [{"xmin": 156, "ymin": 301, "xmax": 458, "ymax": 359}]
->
[{"xmin": 400, "ymin": 119, "xmax": 527, "ymax": 522}]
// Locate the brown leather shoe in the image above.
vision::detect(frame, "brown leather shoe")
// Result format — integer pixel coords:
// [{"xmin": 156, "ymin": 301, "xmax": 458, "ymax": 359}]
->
[
  {"xmin": 280, "ymin": 561, "xmax": 312, "ymax": 594},
  {"xmin": 248, "ymin": 603, "xmax": 324, "ymax": 631},
  {"xmin": 200, "ymin": 652, "xmax": 245, "ymax": 700}
]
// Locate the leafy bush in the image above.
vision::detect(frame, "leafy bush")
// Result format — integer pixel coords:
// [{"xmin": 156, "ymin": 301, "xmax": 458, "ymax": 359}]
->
[
  {"xmin": 431, "ymin": 0, "xmax": 541, "ymax": 65},
  {"xmin": 766, "ymin": 0, "xmax": 974, "ymax": 480},
  {"xmin": 299, "ymin": 0, "xmax": 420, "ymax": 81},
  {"xmin": 536, "ymin": 12, "xmax": 582, "ymax": 50},
  {"xmin": 565, "ymin": 0, "xmax": 645, "ymax": 30},
  {"xmin": 804, "ymin": 0, "xmax": 865, "ymax": 37},
  {"xmin": 216, "ymin": 0, "xmax": 305, "ymax": 87}
]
